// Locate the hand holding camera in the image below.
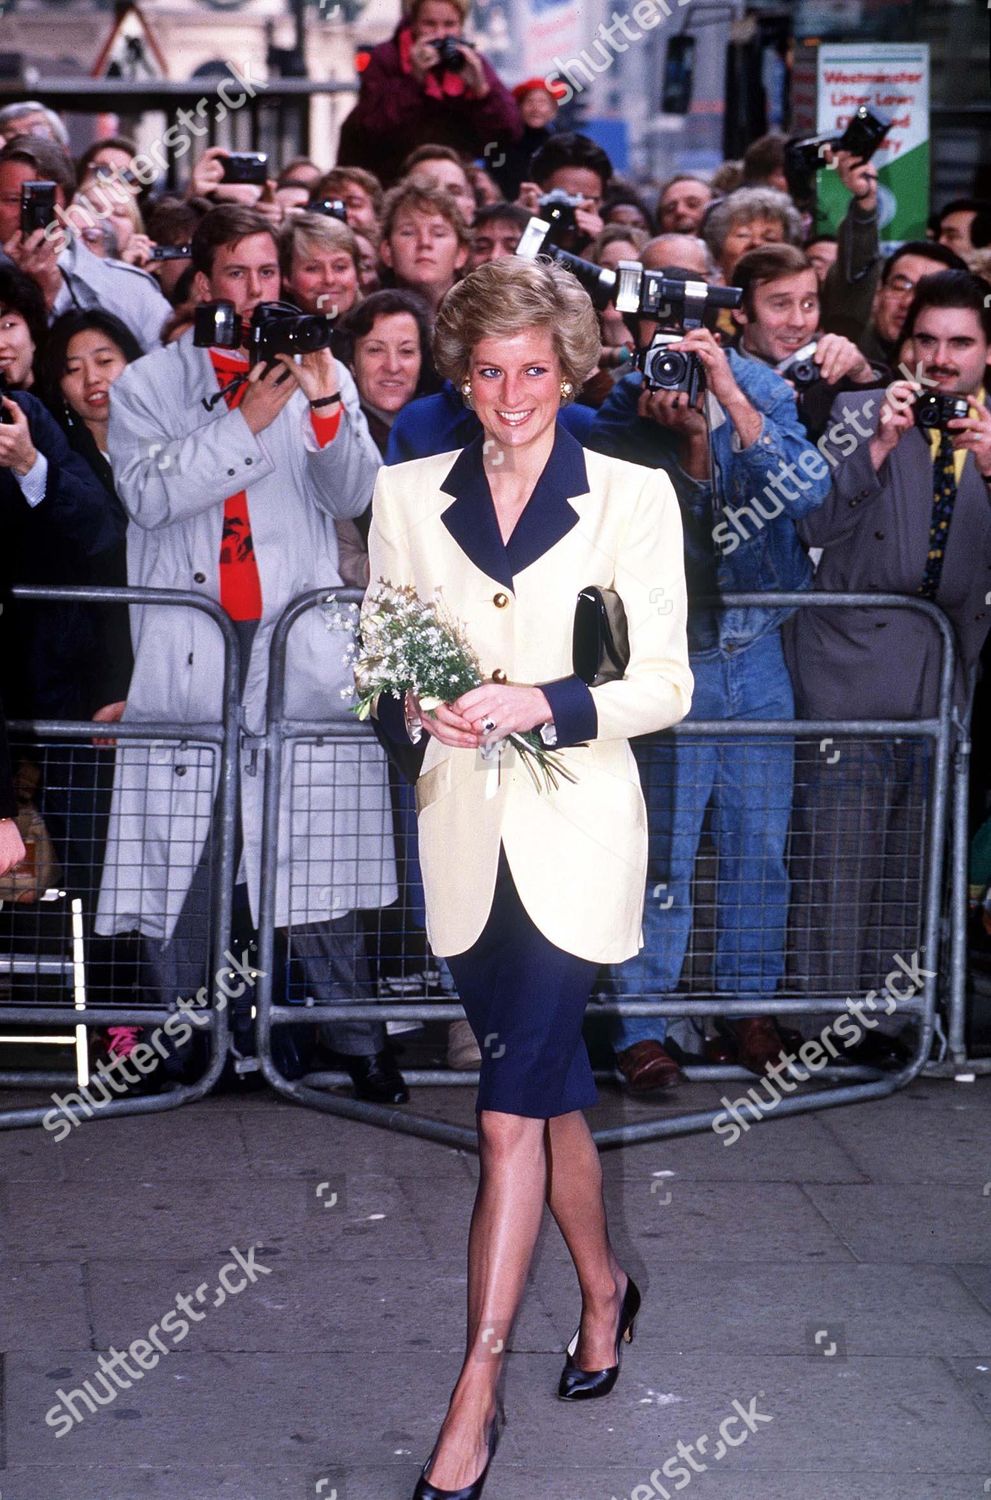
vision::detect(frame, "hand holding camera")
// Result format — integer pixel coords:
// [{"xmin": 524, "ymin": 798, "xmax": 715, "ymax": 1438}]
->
[
  {"xmin": 871, "ymin": 378, "xmax": 922, "ymax": 467},
  {"xmin": 944, "ymin": 402, "xmax": 991, "ymax": 478},
  {"xmin": 813, "ymin": 333, "xmax": 874, "ymax": 387},
  {"xmin": 0, "ymin": 395, "xmax": 38, "ymax": 476}
]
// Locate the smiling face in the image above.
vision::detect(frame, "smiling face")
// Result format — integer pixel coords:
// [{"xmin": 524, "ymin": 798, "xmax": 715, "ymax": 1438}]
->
[
  {"xmin": 719, "ymin": 215, "xmax": 786, "ymax": 280},
  {"xmin": 873, "ymin": 252, "xmax": 953, "ymax": 344},
  {"xmin": 353, "ymin": 311, "xmax": 422, "ymax": 414},
  {"xmin": 737, "ymin": 268, "xmax": 820, "ymax": 364},
  {"xmin": 659, "ymin": 178, "xmax": 711, "ymax": 235},
  {"xmin": 287, "ymin": 237, "xmax": 360, "ymax": 316},
  {"xmin": 60, "ymin": 327, "xmax": 129, "ymax": 429},
  {"xmin": 469, "ymin": 325, "xmax": 562, "ymax": 455},
  {"xmin": 0, "ymin": 305, "xmax": 36, "ymax": 387},
  {"xmin": 903, "ymin": 304, "xmax": 989, "ymax": 398}
]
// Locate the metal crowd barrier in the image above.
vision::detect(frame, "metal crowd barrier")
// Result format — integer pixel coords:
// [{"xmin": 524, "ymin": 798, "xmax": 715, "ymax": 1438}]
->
[
  {"xmin": 1, "ymin": 585, "xmax": 977, "ymax": 1143},
  {"xmin": 253, "ymin": 589, "xmax": 961, "ymax": 1152},
  {"xmin": 0, "ymin": 586, "xmax": 239, "ymax": 1131}
]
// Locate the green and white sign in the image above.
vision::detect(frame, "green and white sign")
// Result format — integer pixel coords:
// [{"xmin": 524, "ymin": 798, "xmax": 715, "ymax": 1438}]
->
[{"xmin": 815, "ymin": 42, "xmax": 930, "ymax": 247}]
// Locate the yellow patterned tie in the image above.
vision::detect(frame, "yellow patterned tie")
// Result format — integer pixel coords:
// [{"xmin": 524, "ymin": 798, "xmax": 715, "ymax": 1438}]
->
[{"xmin": 918, "ymin": 429, "xmax": 958, "ymax": 600}]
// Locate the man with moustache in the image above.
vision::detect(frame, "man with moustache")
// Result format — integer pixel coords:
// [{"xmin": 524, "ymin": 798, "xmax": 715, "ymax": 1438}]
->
[{"xmin": 785, "ymin": 271, "xmax": 991, "ymax": 1044}]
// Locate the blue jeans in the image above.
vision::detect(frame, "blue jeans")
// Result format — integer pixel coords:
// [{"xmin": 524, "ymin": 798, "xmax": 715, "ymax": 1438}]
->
[{"xmin": 611, "ymin": 631, "xmax": 794, "ymax": 1051}]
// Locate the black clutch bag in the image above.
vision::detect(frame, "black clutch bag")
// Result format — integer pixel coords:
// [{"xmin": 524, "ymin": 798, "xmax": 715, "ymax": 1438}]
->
[{"xmin": 572, "ymin": 586, "xmax": 630, "ymax": 686}]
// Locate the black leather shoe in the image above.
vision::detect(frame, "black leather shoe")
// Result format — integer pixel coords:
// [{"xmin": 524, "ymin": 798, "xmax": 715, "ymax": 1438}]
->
[
  {"xmin": 412, "ymin": 1410, "xmax": 504, "ymax": 1500},
  {"xmin": 839, "ymin": 1032, "xmax": 913, "ymax": 1070},
  {"xmin": 558, "ymin": 1276, "xmax": 641, "ymax": 1401},
  {"xmin": 344, "ymin": 1048, "xmax": 409, "ymax": 1104}
]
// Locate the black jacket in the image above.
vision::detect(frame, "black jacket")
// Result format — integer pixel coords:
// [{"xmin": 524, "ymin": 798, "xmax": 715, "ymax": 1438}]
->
[{"xmin": 0, "ymin": 390, "xmax": 124, "ymax": 718}]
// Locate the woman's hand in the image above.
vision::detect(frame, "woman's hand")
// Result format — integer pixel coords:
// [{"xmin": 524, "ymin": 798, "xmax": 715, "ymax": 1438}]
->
[
  {"xmin": 409, "ymin": 690, "xmax": 480, "ymax": 749},
  {"xmin": 453, "ymin": 682, "xmax": 553, "ymax": 741}
]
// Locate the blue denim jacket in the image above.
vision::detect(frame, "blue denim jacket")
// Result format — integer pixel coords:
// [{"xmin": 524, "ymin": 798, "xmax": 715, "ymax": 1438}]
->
[{"xmin": 588, "ymin": 353, "xmax": 830, "ymax": 655}]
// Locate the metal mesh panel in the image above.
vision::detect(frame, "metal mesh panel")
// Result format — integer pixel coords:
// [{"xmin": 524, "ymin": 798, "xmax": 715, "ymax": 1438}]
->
[{"xmin": 0, "ymin": 734, "xmax": 219, "ymax": 1014}]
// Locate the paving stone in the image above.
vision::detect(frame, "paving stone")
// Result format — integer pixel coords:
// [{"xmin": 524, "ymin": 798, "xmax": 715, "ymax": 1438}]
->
[
  {"xmin": 533, "ymin": 1261, "xmax": 991, "ymax": 1357},
  {"xmin": 0, "ymin": 1174, "xmax": 431, "ymax": 1262},
  {"xmin": 0, "ymin": 1261, "xmax": 89, "ymax": 1350},
  {"xmin": 804, "ymin": 1183, "xmax": 991, "ymax": 1262}
]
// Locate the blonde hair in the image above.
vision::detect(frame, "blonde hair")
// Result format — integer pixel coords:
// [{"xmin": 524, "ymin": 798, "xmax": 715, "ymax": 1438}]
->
[
  {"xmin": 279, "ymin": 211, "xmax": 360, "ymax": 278},
  {"xmin": 409, "ymin": 0, "xmax": 470, "ymax": 23},
  {"xmin": 433, "ymin": 256, "xmax": 601, "ymax": 389}
]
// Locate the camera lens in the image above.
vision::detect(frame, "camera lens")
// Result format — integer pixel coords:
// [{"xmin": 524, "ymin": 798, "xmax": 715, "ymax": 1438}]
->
[{"xmin": 650, "ymin": 350, "xmax": 688, "ymax": 387}]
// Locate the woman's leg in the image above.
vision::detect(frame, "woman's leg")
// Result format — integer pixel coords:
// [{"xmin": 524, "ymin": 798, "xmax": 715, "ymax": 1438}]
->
[
  {"xmin": 545, "ymin": 1110, "xmax": 629, "ymax": 1367},
  {"xmin": 424, "ymin": 1108, "xmax": 546, "ymax": 1491}
]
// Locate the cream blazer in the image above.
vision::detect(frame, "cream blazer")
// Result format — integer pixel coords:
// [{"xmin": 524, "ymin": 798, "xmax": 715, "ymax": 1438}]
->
[{"xmin": 364, "ymin": 425, "xmax": 693, "ymax": 964}]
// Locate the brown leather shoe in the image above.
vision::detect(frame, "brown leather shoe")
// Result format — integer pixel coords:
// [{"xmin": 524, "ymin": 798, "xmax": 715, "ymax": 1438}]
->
[
  {"xmin": 615, "ymin": 1040, "xmax": 684, "ymax": 1094},
  {"xmin": 730, "ymin": 1017, "xmax": 786, "ymax": 1076}
]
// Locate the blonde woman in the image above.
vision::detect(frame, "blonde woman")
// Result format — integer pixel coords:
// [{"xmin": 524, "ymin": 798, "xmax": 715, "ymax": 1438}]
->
[
  {"xmin": 279, "ymin": 211, "xmax": 363, "ymax": 319},
  {"xmin": 363, "ymin": 257, "xmax": 692, "ymax": 1499}
]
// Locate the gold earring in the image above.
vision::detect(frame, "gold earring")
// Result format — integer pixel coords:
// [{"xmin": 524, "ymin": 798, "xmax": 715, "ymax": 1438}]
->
[
  {"xmin": 461, "ymin": 380, "xmax": 473, "ymax": 408},
  {"xmin": 560, "ymin": 380, "xmax": 574, "ymax": 400}
]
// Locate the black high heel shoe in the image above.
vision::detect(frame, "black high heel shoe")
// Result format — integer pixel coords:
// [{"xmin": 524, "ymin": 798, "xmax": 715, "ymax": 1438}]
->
[
  {"xmin": 412, "ymin": 1408, "xmax": 504, "ymax": 1500},
  {"xmin": 557, "ymin": 1276, "xmax": 641, "ymax": 1401}
]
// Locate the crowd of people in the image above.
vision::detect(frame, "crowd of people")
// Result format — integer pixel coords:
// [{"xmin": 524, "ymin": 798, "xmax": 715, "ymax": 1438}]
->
[{"xmin": 1, "ymin": 0, "xmax": 990, "ymax": 1103}]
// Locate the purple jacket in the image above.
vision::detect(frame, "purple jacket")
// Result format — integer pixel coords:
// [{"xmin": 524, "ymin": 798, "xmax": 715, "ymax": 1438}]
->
[{"xmin": 337, "ymin": 25, "xmax": 521, "ymax": 187}]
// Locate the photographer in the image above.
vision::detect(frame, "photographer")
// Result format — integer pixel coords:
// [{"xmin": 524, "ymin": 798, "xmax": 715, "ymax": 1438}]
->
[
  {"xmin": 785, "ymin": 271, "xmax": 991, "ymax": 1030},
  {"xmin": 517, "ymin": 132, "xmax": 613, "ymax": 251},
  {"xmin": 730, "ymin": 243, "xmax": 886, "ymax": 440},
  {"xmin": 0, "ymin": 136, "xmax": 170, "ymax": 352},
  {"xmin": 818, "ymin": 146, "xmax": 882, "ymax": 343},
  {"xmin": 93, "ymin": 205, "xmax": 406, "ymax": 1105},
  {"xmin": 588, "ymin": 236, "xmax": 831, "ymax": 1091},
  {"xmin": 337, "ymin": 0, "xmax": 521, "ymax": 189}
]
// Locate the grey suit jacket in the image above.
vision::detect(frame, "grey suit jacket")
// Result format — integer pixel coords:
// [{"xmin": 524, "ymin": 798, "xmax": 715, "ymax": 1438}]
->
[{"xmin": 784, "ymin": 387, "xmax": 991, "ymax": 719}]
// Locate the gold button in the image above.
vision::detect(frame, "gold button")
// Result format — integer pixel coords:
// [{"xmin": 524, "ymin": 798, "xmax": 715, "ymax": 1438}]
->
[
  {"xmin": 492, "ymin": 669, "xmax": 507, "ymax": 684},
  {"xmin": 493, "ymin": 592, "xmax": 509, "ymax": 608}
]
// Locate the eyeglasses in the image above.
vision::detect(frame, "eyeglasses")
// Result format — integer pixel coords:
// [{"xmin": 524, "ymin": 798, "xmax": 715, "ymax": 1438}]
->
[{"xmin": 884, "ymin": 273, "xmax": 922, "ymax": 295}]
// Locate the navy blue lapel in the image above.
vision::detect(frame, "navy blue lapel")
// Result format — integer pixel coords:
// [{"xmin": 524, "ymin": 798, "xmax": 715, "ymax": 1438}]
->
[{"xmin": 439, "ymin": 423, "xmax": 589, "ymax": 591}]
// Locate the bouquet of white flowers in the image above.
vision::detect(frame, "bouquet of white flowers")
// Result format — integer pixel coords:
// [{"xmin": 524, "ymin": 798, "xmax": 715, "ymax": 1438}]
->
[{"xmin": 325, "ymin": 581, "xmax": 577, "ymax": 792}]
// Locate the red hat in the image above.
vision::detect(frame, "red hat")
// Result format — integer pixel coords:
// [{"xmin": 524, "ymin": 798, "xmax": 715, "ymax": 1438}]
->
[{"xmin": 512, "ymin": 76, "xmax": 567, "ymax": 103}]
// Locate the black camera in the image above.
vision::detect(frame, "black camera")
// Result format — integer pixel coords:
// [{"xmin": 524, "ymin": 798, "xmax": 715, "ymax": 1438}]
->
[
  {"xmin": 193, "ymin": 299, "xmax": 335, "ymax": 367},
  {"xmin": 785, "ymin": 105, "xmax": 891, "ymax": 203},
  {"xmin": 616, "ymin": 264, "xmax": 742, "ymax": 398},
  {"xmin": 535, "ymin": 189, "xmax": 586, "ymax": 247},
  {"xmin": 220, "ymin": 152, "xmax": 269, "ymax": 186},
  {"xmin": 150, "ymin": 243, "xmax": 191, "ymax": 261},
  {"xmin": 20, "ymin": 179, "xmax": 57, "ymax": 236},
  {"xmin": 775, "ymin": 339, "xmax": 820, "ymax": 389},
  {"xmin": 430, "ymin": 35, "xmax": 467, "ymax": 70},
  {"xmin": 305, "ymin": 197, "xmax": 348, "ymax": 224},
  {"xmin": 914, "ymin": 391, "xmax": 970, "ymax": 432}
]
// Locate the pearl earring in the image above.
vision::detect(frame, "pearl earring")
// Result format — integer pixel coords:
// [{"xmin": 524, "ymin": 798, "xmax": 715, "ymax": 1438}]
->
[
  {"xmin": 560, "ymin": 380, "xmax": 574, "ymax": 401},
  {"xmin": 461, "ymin": 380, "xmax": 473, "ymax": 409}
]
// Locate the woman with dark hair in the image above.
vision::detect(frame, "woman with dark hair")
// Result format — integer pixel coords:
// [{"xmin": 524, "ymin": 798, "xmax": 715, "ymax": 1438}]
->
[
  {"xmin": 336, "ymin": 288, "xmax": 435, "ymax": 455},
  {"xmin": 39, "ymin": 307, "xmax": 142, "ymax": 1063},
  {"xmin": 0, "ymin": 263, "xmax": 49, "ymax": 391}
]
